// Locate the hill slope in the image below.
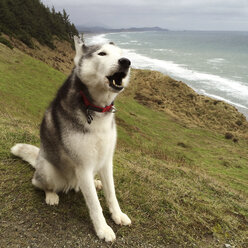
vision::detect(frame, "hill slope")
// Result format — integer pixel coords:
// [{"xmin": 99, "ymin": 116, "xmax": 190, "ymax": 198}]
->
[
  {"xmin": 129, "ymin": 69, "xmax": 248, "ymax": 138},
  {"xmin": 0, "ymin": 44, "xmax": 248, "ymax": 247}
]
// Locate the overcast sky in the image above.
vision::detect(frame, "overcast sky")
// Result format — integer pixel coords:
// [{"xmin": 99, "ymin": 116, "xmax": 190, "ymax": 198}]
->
[{"xmin": 42, "ymin": 0, "xmax": 248, "ymax": 31}]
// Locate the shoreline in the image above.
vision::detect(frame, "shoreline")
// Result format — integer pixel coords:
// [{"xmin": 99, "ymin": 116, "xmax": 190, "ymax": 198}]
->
[{"xmin": 84, "ymin": 32, "xmax": 248, "ymax": 120}]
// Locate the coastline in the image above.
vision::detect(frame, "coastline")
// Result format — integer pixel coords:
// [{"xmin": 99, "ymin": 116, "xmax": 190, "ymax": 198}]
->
[
  {"xmin": 84, "ymin": 32, "xmax": 248, "ymax": 120},
  {"xmin": 4, "ymin": 32, "xmax": 247, "ymax": 129}
]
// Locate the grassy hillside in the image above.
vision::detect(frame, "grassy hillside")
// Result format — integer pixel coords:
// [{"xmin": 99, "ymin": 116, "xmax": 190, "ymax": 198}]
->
[
  {"xmin": 128, "ymin": 70, "xmax": 248, "ymax": 138},
  {"xmin": 0, "ymin": 43, "xmax": 248, "ymax": 248}
]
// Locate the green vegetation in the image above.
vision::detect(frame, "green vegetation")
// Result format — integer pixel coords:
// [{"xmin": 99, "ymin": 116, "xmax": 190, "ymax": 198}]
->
[
  {"xmin": 0, "ymin": 36, "xmax": 13, "ymax": 49},
  {"xmin": 0, "ymin": 43, "xmax": 248, "ymax": 247},
  {"xmin": 0, "ymin": 0, "xmax": 78, "ymax": 49}
]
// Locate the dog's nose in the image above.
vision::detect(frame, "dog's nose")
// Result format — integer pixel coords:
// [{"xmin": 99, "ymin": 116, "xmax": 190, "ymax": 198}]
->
[{"xmin": 118, "ymin": 58, "xmax": 131, "ymax": 68}]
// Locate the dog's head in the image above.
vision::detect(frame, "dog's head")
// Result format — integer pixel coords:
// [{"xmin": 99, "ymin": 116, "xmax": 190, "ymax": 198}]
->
[{"xmin": 74, "ymin": 36, "xmax": 131, "ymax": 93}]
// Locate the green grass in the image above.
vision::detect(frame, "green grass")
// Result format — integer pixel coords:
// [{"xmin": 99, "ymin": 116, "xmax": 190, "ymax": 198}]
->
[
  {"xmin": 0, "ymin": 43, "xmax": 247, "ymax": 247},
  {"xmin": 0, "ymin": 44, "xmax": 65, "ymax": 121},
  {"xmin": 116, "ymin": 98, "xmax": 248, "ymax": 194}
]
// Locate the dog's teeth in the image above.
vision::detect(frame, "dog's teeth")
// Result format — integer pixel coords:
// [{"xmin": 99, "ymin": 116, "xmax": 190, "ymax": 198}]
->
[{"xmin": 112, "ymin": 79, "xmax": 123, "ymax": 88}]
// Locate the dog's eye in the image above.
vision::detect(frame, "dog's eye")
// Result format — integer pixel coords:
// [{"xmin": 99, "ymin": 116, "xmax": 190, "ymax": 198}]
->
[{"xmin": 98, "ymin": 52, "xmax": 107, "ymax": 56}]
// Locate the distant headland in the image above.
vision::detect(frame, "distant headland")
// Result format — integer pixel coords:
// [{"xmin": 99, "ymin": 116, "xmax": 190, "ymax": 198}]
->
[{"xmin": 76, "ymin": 26, "xmax": 169, "ymax": 33}]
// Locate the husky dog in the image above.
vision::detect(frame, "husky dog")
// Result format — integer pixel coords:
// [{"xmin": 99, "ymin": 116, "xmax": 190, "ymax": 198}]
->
[{"xmin": 11, "ymin": 36, "xmax": 131, "ymax": 242}]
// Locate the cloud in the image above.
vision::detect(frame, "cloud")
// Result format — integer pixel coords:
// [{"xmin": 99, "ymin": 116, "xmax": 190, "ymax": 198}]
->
[
  {"xmin": 41, "ymin": 0, "xmax": 248, "ymax": 30},
  {"xmin": 42, "ymin": 0, "xmax": 247, "ymax": 8}
]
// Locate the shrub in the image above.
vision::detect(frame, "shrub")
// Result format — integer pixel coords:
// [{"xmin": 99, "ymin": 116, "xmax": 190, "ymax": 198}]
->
[
  {"xmin": 225, "ymin": 132, "xmax": 233, "ymax": 140},
  {"xmin": 0, "ymin": 36, "xmax": 13, "ymax": 49}
]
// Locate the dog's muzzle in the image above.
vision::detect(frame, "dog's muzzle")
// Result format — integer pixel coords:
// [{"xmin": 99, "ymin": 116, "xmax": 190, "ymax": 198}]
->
[{"xmin": 107, "ymin": 58, "xmax": 131, "ymax": 91}]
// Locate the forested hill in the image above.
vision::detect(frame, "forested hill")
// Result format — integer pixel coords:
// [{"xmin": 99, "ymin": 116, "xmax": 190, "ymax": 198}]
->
[{"xmin": 0, "ymin": 0, "xmax": 78, "ymax": 49}]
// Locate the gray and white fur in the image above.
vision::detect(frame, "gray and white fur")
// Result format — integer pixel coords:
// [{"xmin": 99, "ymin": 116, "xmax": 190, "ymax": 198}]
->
[{"xmin": 11, "ymin": 36, "xmax": 131, "ymax": 242}]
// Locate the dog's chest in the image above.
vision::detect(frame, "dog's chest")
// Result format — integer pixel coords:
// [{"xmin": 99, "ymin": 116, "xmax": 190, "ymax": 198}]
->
[{"xmin": 65, "ymin": 114, "xmax": 116, "ymax": 170}]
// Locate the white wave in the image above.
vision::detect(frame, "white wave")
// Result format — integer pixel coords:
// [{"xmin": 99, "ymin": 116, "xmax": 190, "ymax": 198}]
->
[
  {"xmin": 209, "ymin": 95, "xmax": 248, "ymax": 110},
  {"xmin": 120, "ymin": 34, "xmax": 128, "ymax": 38},
  {"xmin": 85, "ymin": 34, "xmax": 109, "ymax": 45},
  {"xmin": 123, "ymin": 49, "xmax": 248, "ymax": 101},
  {"xmin": 233, "ymin": 76, "xmax": 242, "ymax": 79},
  {"xmin": 198, "ymin": 91, "xmax": 248, "ymax": 110},
  {"xmin": 207, "ymin": 58, "xmax": 226, "ymax": 64},
  {"xmin": 153, "ymin": 48, "xmax": 174, "ymax": 53}
]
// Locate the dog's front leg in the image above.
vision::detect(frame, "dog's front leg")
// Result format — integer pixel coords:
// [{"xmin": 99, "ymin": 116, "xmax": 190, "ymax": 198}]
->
[
  {"xmin": 100, "ymin": 162, "xmax": 131, "ymax": 226},
  {"xmin": 78, "ymin": 170, "xmax": 116, "ymax": 242}
]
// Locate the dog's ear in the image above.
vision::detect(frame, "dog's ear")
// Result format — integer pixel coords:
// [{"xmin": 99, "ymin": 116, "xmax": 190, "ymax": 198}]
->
[{"xmin": 74, "ymin": 35, "xmax": 86, "ymax": 65}]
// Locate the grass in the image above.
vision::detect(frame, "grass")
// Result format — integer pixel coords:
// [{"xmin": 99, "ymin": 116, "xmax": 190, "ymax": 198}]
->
[{"xmin": 0, "ymin": 43, "xmax": 248, "ymax": 247}]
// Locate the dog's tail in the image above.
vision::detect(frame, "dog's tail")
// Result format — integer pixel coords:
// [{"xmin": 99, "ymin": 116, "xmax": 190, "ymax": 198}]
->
[{"xmin": 11, "ymin": 144, "xmax": 40, "ymax": 168}]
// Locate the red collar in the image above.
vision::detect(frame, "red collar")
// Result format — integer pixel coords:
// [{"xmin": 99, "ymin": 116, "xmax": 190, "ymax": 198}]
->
[{"xmin": 79, "ymin": 91, "xmax": 114, "ymax": 113}]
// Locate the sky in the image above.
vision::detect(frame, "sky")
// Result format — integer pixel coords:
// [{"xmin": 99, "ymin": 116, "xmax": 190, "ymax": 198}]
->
[{"xmin": 42, "ymin": 0, "xmax": 248, "ymax": 31}]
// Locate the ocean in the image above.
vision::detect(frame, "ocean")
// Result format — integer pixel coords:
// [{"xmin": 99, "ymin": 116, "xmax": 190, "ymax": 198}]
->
[{"xmin": 85, "ymin": 31, "xmax": 248, "ymax": 118}]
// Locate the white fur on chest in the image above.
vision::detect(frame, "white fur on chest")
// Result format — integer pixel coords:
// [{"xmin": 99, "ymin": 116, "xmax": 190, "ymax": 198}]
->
[{"xmin": 65, "ymin": 113, "xmax": 116, "ymax": 173}]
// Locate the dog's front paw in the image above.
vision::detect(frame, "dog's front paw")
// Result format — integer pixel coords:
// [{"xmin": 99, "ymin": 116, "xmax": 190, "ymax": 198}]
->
[
  {"xmin": 94, "ymin": 179, "xmax": 103, "ymax": 190},
  {"xmin": 112, "ymin": 212, "xmax": 131, "ymax": 226},
  {"xmin": 45, "ymin": 192, "xmax": 59, "ymax": 205},
  {"xmin": 96, "ymin": 224, "xmax": 116, "ymax": 242}
]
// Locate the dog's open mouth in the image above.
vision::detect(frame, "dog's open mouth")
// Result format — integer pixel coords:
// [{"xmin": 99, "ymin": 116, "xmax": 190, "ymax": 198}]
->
[{"xmin": 107, "ymin": 72, "xmax": 126, "ymax": 91}]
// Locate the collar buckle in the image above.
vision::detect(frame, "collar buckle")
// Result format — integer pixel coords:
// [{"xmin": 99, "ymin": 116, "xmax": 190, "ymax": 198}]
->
[{"xmin": 111, "ymin": 106, "xmax": 117, "ymax": 113}]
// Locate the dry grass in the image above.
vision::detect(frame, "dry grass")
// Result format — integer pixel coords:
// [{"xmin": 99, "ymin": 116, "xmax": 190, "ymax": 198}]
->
[
  {"xmin": 3, "ymin": 34, "xmax": 75, "ymax": 74},
  {"xmin": 125, "ymin": 69, "xmax": 248, "ymax": 139}
]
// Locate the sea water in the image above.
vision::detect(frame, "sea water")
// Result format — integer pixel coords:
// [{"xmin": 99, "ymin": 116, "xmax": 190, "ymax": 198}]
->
[{"xmin": 85, "ymin": 31, "xmax": 248, "ymax": 118}]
